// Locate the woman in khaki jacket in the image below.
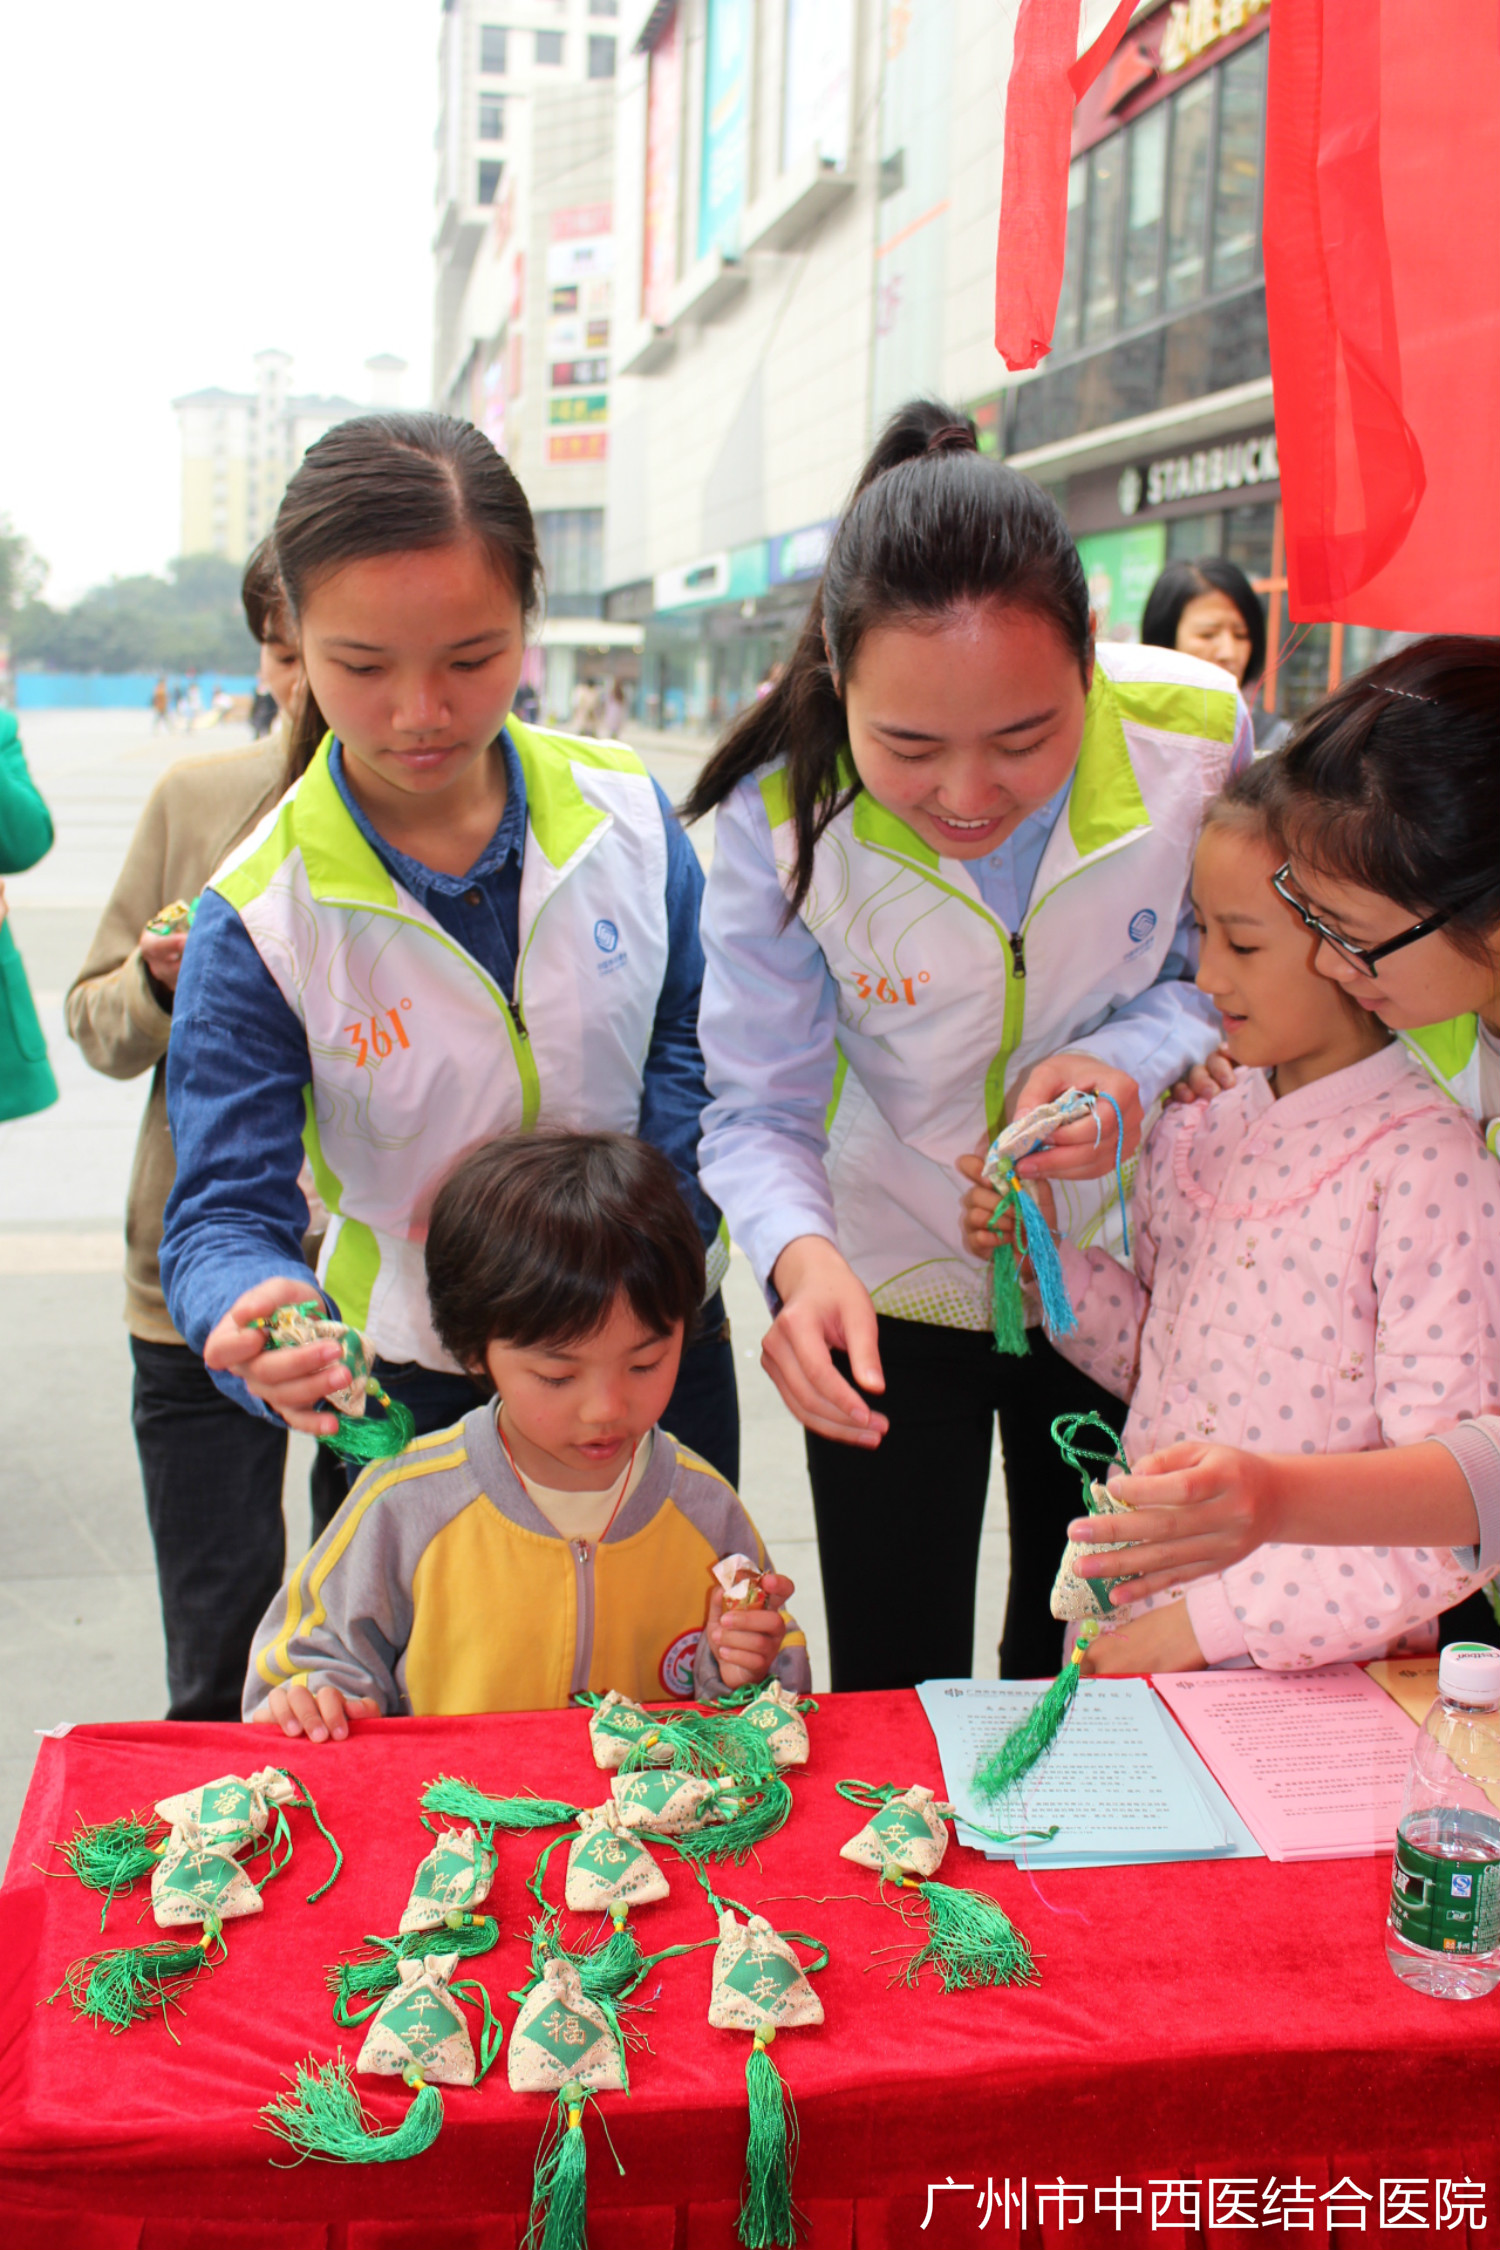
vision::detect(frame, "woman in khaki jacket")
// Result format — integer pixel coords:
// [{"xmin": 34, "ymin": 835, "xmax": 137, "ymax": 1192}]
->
[{"xmin": 66, "ymin": 544, "xmax": 339, "ymax": 1720}]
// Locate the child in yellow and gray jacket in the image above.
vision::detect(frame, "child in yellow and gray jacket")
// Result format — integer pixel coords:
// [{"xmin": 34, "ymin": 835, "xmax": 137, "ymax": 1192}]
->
[{"xmin": 246, "ymin": 1131, "xmax": 808, "ymax": 1736}]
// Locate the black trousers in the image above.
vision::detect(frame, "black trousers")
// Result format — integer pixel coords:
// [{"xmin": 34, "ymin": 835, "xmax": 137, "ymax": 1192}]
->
[
  {"xmin": 373, "ymin": 1288, "xmax": 742, "ymax": 1486},
  {"xmin": 130, "ymin": 1338, "xmax": 345, "ymax": 1721},
  {"xmin": 805, "ymin": 1317, "xmax": 1126, "ymax": 1691}
]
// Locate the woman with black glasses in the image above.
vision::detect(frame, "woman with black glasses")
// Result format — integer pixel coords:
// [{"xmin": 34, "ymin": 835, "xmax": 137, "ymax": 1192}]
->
[{"xmin": 1261, "ymin": 636, "xmax": 1500, "ymax": 1148}]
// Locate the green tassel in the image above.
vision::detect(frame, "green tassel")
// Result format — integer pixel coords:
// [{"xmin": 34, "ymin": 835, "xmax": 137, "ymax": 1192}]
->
[
  {"xmin": 329, "ymin": 1914, "xmax": 500, "ymax": 2026},
  {"xmin": 421, "ymin": 1776, "xmax": 580, "ymax": 1835},
  {"xmin": 970, "ymin": 1640, "xmax": 1090, "ymax": 1807},
  {"xmin": 52, "ymin": 1812, "xmax": 165, "ymax": 1926},
  {"xmin": 989, "ymin": 1214, "xmax": 1032, "ymax": 1358},
  {"xmin": 320, "ymin": 1394, "xmax": 416, "ymax": 1464},
  {"xmin": 261, "ymin": 2055, "xmax": 444, "ymax": 2164},
  {"xmin": 670, "ymin": 1774, "xmax": 794, "ymax": 1866},
  {"xmin": 48, "ymin": 1927, "xmax": 223, "ymax": 2031},
  {"xmin": 898, "ymin": 1880, "xmax": 1038, "ymax": 1995},
  {"xmin": 713, "ymin": 1685, "xmax": 817, "ymax": 1715},
  {"xmin": 741, "ymin": 2032, "xmax": 798, "ymax": 2249},
  {"xmin": 525, "ymin": 2086, "xmax": 591, "ymax": 2250}
]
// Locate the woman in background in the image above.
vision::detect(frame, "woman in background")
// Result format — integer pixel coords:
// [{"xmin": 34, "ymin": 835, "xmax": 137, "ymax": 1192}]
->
[{"xmin": 1141, "ymin": 555, "xmax": 1286, "ymax": 752}]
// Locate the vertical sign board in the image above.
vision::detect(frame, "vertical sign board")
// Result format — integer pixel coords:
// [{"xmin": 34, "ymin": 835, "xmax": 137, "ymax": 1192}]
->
[
  {"xmin": 642, "ymin": 8, "xmax": 683, "ymax": 326},
  {"xmin": 547, "ymin": 205, "xmax": 613, "ymax": 464},
  {"xmin": 698, "ymin": 0, "xmax": 751, "ymax": 260},
  {"xmin": 782, "ymin": 0, "xmax": 853, "ymax": 171},
  {"xmin": 871, "ymin": 0, "xmax": 956, "ymax": 426}
]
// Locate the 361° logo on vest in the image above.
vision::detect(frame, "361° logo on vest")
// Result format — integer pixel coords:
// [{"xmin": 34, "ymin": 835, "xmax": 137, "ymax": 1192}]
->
[
  {"xmin": 1127, "ymin": 908, "xmax": 1158, "ymax": 947},
  {"xmin": 594, "ymin": 919, "xmax": 620, "ymax": 953}
]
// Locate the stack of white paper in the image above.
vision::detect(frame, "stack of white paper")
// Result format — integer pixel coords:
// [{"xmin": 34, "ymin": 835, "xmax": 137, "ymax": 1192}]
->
[{"xmin": 917, "ymin": 1676, "xmax": 1263, "ymax": 1869}]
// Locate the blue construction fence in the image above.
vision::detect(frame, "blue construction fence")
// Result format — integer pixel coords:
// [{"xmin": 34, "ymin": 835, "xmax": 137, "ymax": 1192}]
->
[{"xmin": 14, "ymin": 673, "xmax": 259, "ymax": 711}]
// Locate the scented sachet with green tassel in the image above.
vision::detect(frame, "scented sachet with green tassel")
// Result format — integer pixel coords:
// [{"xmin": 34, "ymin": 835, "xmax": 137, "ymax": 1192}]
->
[
  {"xmin": 728, "ymin": 1681, "xmax": 811, "ymax": 1770},
  {"xmin": 263, "ymin": 1950, "xmax": 502, "ymax": 2166},
  {"xmin": 250, "ymin": 1299, "xmax": 415, "ymax": 1464},
  {"xmin": 586, "ymin": 1689, "xmax": 677, "ymax": 1770},
  {"xmin": 565, "ymin": 1803, "xmax": 671, "ymax": 1915},
  {"xmin": 836, "ymin": 1781, "xmax": 1039, "ymax": 1995},
  {"xmin": 52, "ymin": 1763, "xmax": 339, "ymax": 1922},
  {"xmin": 399, "ymin": 1826, "xmax": 497, "ymax": 1932},
  {"xmin": 1046, "ymin": 1408, "xmax": 1136, "ymax": 1623},
  {"xmin": 511, "ymin": 1959, "xmax": 628, "ymax": 2250},
  {"xmin": 708, "ymin": 1907, "xmax": 826, "ymax": 2249}
]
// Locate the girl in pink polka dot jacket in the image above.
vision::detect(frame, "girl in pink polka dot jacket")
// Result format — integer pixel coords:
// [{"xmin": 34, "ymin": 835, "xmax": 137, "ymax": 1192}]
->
[{"xmin": 963, "ymin": 757, "xmax": 1500, "ymax": 1675}]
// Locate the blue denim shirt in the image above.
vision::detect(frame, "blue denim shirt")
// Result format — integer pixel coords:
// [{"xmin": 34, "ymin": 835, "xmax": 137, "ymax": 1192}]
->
[{"xmin": 161, "ymin": 735, "xmax": 717, "ymax": 1411}]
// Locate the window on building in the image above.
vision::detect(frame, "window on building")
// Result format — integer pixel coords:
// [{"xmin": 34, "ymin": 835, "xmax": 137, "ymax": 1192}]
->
[
  {"xmin": 589, "ymin": 0, "xmax": 619, "ymax": 13},
  {"xmin": 479, "ymin": 95, "xmax": 504, "ymax": 141},
  {"xmin": 1122, "ymin": 105, "xmax": 1166, "ymax": 327},
  {"xmin": 477, "ymin": 159, "xmax": 503, "ymax": 204},
  {"xmin": 480, "ymin": 25, "xmax": 507, "ymax": 73},
  {"xmin": 537, "ymin": 510, "xmax": 605, "ymax": 598},
  {"xmin": 1163, "ymin": 73, "xmax": 1214, "ymax": 311},
  {"xmin": 1054, "ymin": 159, "xmax": 1087, "ymax": 353},
  {"xmin": 1211, "ymin": 38, "xmax": 1267, "ymax": 293},
  {"xmin": 587, "ymin": 34, "xmax": 616, "ymax": 77},
  {"xmin": 1082, "ymin": 139, "xmax": 1124, "ymax": 342},
  {"xmin": 536, "ymin": 30, "xmax": 563, "ymax": 64}
]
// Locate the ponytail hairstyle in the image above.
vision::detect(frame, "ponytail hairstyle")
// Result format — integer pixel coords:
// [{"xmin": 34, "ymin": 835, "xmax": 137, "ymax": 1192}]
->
[
  {"xmin": 681, "ymin": 397, "xmax": 1091, "ymax": 915},
  {"xmin": 272, "ymin": 411, "xmax": 543, "ymax": 786},
  {"xmin": 1266, "ymin": 635, "xmax": 1500, "ymax": 965}
]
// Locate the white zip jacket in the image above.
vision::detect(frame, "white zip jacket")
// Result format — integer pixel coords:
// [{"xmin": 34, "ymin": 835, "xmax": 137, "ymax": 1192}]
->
[{"xmin": 698, "ymin": 643, "xmax": 1241, "ymax": 1330}]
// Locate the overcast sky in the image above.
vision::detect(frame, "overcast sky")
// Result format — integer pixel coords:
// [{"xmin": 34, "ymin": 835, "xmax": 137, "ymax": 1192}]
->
[{"xmin": 0, "ymin": 1, "xmax": 437, "ymax": 603}]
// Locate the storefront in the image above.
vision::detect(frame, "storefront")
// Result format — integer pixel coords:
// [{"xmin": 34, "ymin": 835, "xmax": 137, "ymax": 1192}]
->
[
  {"xmin": 972, "ymin": 0, "xmax": 1391, "ymax": 721},
  {"xmin": 606, "ymin": 518, "xmax": 834, "ymax": 732}
]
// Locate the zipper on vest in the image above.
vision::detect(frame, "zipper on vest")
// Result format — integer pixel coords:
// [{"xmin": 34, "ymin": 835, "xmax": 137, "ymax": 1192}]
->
[
  {"xmin": 1008, "ymin": 928, "xmax": 1027, "ymax": 978},
  {"xmin": 569, "ymin": 1538, "xmax": 596, "ymax": 1696},
  {"xmin": 505, "ymin": 993, "xmax": 529, "ymax": 1041}
]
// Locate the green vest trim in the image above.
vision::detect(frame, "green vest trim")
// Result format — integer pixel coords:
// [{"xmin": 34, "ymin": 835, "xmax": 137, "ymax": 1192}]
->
[
  {"xmin": 299, "ymin": 1087, "xmax": 382, "ymax": 1330},
  {"xmin": 1067, "ymin": 669, "xmax": 1151, "ymax": 859},
  {"xmin": 1404, "ymin": 1014, "xmax": 1478, "ymax": 1083},
  {"xmin": 507, "ymin": 719, "xmax": 646, "ymax": 871}
]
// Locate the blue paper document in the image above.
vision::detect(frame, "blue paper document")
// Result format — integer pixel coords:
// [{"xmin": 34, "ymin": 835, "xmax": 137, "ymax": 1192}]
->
[{"xmin": 917, "ymin": 1676, "xmax": 1263, "ymax": 1868}]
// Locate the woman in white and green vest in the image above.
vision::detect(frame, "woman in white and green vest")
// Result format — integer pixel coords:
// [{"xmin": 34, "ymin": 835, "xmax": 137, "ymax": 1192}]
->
[
  {"xmin": 685, "ymin": 401, "xmax": 1251, "ymax": 1688},
  {"xmin": 159, "ymin": 412, "xmax": 737, "ymax": 1484}
]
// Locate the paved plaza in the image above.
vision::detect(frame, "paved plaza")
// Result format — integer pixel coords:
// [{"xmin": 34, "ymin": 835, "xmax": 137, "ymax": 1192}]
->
[{"xmin": 0, "ymin": 710, "xmax": 1012, "ymax": 1852}]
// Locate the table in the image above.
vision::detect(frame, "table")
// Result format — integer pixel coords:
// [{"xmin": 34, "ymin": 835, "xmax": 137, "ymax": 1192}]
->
[{"xmin": 2, "ymin": 1691, "xmax": 1498, "ymax": 2247}]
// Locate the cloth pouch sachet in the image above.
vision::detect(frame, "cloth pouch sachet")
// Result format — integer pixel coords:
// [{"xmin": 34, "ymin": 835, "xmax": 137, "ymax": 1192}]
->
[
  {"xmin": 610, "ymin": 1768, "xmax": 722, "ymax": 1834},
  {"xmin": 399, "ymin": 1827, "xmax": 498, "ymax": 1933},
  {"xmin": 151, "ymin": 1824, "xmax": 265, "ymax": 1926},
  {"xmin": 588, "ymin": 1690, "xmax": 672, "ymax": 1771},
  {"xmin": 1050, "ymin": 1478, "xmax": 1135, "ymax": 1622},
  {"xmin": 839, "ymin": 1785, "xmax": 951, "ymax": 1879},
  {"xmin": 508, "ymin": 1957, "xmax": 629, "ymax": 2092},
  {"xmin": 736, "ymin": 1681, "xmax": 809, "ymax": 1769},
  {"xmin": 708, "ymin": 1911, "xmax": 824, "ymax": 2032},
  {"xmin": 154, "ymin": 1767, "xmax": 298, "ymax": 1846},
  {"xmin": 565, "ymin": 1804, "xmax": 671, "ymax": 1913},
  {"xmin": 356, "ymin": 1953, "xmax": 478, "ymax": 2086}
]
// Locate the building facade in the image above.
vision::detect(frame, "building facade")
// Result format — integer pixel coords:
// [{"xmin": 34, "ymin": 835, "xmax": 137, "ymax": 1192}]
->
[
  {"xmin": 171, "ymin": 350, "xmax": 397, "ymax": 564},
  {"xmin": 434, "ymin": 0, "xmax": 640, "ymax": 720}
]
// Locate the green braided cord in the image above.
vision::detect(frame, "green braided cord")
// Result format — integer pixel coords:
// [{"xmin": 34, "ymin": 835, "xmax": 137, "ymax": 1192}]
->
[
  {"xmin": 988, "ymin": 1182, "xmax": 1032, "ymax": 1358},
  {"xmin": 48, "ymin": 1923, "xmax": 225, "ymax": 2032},
  {"xmin": 670, "ymin": 1773, "xmax": 793, "ymax": 1866},
  {"xmin": 742, "ymin": 2036, "xmax": 800, "ymax": 2250},
  {"xmin": 712, "ymin": 1684, "xmax": 818, "ymax": 1716},
  {"xmin": 618, "ymin": 1708, "xmax": 778, "ymax": 1788},
  {"xmin": 1051, "ymin": 1409, "xmax": 1128, "ymax": 1492},
  {"xmin": 773, "ymin": 1930, "xmax": 830, "ymax": 1977},
  {"xmin": 833, "ymin": 1779, "xmax": 902, "ymax": 1810},
  {"xmin": 261, "ymin": 2055, "xmax": 444, "ymax": 2164},
  {"xmin": 328, "ymin": 1915, "xmax": 501, "ymax": 2026},
  {"xmin": 525, "ymin": 2088, "xmax": 591, "ymax": 2250},
  {"xmin": 318, "ymin": 1392, "xmax": 416, "ymax": 1464},
  {"xmin": 526, "ymin": 1832, "xmax": 573, "ymax": 1914},
  {"xmin": 51, "ymin": 1812, "xmax": 166, "ymax": 1929},
  {"xmin": 247, "ymin": 1807, "xmax": 293, "ymax": 1893},
  {"xmin": 899, "ymin": 1880, "xmax": 1040, "ymax": 1995},
  {"xmin": 279, "ymin": 1769, "xmax": 345, "ymax": 1903},
  {"xmin": 449, "ymin": 1976, "xmax": 505, "ymax": 2084},
  {"xmin": 420, "ymin": 1775, "xmax": 580, "ymax": 1836}
]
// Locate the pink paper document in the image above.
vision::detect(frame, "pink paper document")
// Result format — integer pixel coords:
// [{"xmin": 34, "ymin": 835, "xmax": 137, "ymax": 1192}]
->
[{"xmin": 1151, "ymin": 1664, "xmax": 1418, "ymax": 1862}]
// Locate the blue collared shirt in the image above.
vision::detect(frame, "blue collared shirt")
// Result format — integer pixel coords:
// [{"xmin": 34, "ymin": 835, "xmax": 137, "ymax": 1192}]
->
[{"xmin": 161, "ymin": 735, "xmax": 717, "ymax": 1409}]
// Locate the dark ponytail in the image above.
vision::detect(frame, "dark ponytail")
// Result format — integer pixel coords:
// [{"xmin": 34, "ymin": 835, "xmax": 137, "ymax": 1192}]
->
[
  {"xmin": 273, "ymin": 411, "xmax": 543, "ymax": 787},
  {"xmin": 1268, "ymin": 635, "xmax": 1500, "ymax": 962},
  {"xmin": 681, "ymin": 397, "xmax": 1091, "ymax": 915}
]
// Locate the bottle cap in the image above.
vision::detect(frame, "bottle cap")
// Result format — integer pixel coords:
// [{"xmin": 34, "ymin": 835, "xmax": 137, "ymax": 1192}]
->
[{"xmin": 1438, "ymin": 1642, "xmax": 1500, "ymax": 1706}]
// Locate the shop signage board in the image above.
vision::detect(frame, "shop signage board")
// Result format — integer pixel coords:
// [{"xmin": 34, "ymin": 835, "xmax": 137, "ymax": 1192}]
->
[
  {"xmin": 698, "ymin": 0, "xmax": 752, "ymax": 259},
  {"xmin": 546, "ymin": 207, "xmax": 612, "ymax": 466},
  {"xmin": 768, "ymin": 519, "xmax": 835, "ymax": 584},
  {"xmin": 1075, "ymin": 522, "xmax": 1167, "ymax": 639},
  {"xmin": 782, "ymin": 0, "xmax": 853, "ymax": 171},
  {"xmin": 642, "ymin": 10, "xmax": 683, "ymax": 327},
  {"xmin": 1118, "ymin": 430, "xmax": 1278, "ymax": 515}
]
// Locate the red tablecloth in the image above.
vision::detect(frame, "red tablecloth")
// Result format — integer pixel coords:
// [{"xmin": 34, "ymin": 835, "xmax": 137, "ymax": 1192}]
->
[{"xmin": 2, "ymin": 1692, "xmax": 1498, "ymax": 2247}]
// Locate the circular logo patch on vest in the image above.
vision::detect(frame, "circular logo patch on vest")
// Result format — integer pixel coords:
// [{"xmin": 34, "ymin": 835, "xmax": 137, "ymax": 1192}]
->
[
  {"xmin": 1128, "ymin": 907, "xmax": 1158, "ymax": 945},
  {"xmin": 594, "ymin": 918, "xmax": 620, "ymax": 953},
  {"xmin": 659, "ymin": 1628, "xmax": 702, "ymax": 1696}
]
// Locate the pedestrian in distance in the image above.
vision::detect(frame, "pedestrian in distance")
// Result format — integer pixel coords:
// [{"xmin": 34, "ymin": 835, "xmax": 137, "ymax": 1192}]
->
[
  {"xmin": 66, "ymin": 538, "xmax": 333, "ymax": 1722},
  {"xmin": 159, "ymin": 411, "xmax": 738, "ymax": 1488},
  {"xmin": 683, "ymin": 397, "xmax": 1252, "ymax": 1689},
  {"xmin": 1141, "ymin": 555, "xmax": 1287, "ymax": 753}
]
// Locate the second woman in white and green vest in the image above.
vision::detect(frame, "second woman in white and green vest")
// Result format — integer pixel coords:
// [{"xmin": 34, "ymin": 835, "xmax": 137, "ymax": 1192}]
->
[{"xmin": 686, "ymin": 401, "xmax": 1251, "ymax": 1689}]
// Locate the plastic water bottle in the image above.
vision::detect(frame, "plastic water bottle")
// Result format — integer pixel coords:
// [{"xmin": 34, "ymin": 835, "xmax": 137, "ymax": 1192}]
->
[{"xmin": 1387, "ymin": 1642, "xmax": 1500, "ymax": 1999}]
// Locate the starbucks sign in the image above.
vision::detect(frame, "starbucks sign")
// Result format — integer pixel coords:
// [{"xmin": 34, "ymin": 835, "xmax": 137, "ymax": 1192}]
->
[{"xmin": 1117, "ymin": 431, "xmax": 1278, "ymax": 517}]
